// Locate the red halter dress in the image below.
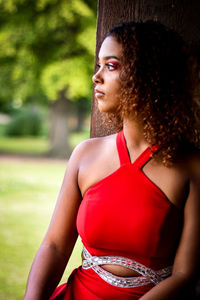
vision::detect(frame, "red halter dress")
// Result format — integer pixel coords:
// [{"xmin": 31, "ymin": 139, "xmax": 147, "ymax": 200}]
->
[{"xmin": 50, "ymin": 130, "xmax": 182, "ymax": 299}]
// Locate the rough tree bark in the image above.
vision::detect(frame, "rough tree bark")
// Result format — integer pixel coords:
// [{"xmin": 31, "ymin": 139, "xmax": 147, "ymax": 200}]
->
[{"xmin": 90, "ymin": 0, "xmax": 200, "ymax": 138}]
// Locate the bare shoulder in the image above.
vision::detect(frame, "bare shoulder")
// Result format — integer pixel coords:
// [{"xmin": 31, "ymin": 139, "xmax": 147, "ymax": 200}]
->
[
  {"xmin": 72, "ymin": 133, "xmax": 117, "ymax": 165},
  {"xmin": 66, "ymin": 133, "xmax": 118, "ymax": 180},
  {"xmin": 73, "ymin": 133, "xmax": 119, "ymax": 196}
]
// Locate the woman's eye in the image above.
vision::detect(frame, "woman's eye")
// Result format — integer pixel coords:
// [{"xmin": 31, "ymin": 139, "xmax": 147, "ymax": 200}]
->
[
  {"xmin": 96, "ymin": 61, "xmax": 120, "ymax": 71},
  {"xmin": 106, "ymin": 61, "xmax": 121, "ymax": 71},
  {"xmin": 106, "ymin": 63, "xmax": 115, "ymax": 70}
]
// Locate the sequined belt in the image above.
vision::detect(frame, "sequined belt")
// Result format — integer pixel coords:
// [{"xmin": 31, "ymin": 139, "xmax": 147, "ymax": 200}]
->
[{"xmin": 82, "ymin": 246, "xmax": 172, "ymax": 288}]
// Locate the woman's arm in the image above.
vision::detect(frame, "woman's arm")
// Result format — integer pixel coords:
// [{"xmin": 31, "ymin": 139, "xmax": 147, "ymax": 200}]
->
[
  {"xmin": 24, "ymin": 142, "xmax": 86, "ymax": 300},
  {"xmin": 140, "ymin": 163, "xmax": 200, "ymax": 300}
]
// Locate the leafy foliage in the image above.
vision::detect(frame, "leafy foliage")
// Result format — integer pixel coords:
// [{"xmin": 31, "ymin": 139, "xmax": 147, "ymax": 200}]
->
[
  {"xmin": 5, "ymin": 106, "xmax": 43, "ymax": 136},
  {"xmin": 0, "ymin": 0, "xmax": 97, "ymax": 105}
]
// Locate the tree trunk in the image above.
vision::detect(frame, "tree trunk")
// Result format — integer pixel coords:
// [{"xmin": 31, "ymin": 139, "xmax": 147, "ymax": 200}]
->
[
  {"xmin": 75, "ymin": 98, "xmax": 89, "ymax": 132},
  {"xmin": 48, "ymin": 90, "xmax": 72, "ymax": 158},
  {"xmin": 90, "ymin": 0, "xmax": 200, "ymax": 138},
  {"xmin": 76, "ymin": 107, "xmax": 85, "ymax": 132}
]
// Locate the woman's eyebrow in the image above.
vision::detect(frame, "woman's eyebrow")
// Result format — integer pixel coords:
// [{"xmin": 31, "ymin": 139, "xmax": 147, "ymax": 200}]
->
[{"xmin": 99, "ymin": 55, "xmax": 120, "ymax": 61}]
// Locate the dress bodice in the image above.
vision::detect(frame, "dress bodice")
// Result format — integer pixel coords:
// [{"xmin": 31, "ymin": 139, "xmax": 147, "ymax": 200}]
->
[{"xmin": 76, "ymin": 131, "xmax": 182, "ymax": 269}]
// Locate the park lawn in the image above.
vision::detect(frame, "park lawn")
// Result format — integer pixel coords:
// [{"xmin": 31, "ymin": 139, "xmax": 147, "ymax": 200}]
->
[
  {"xmin": 0, "ymin": 158, "xmax": 82, "ymax": 300},
  {"xmin": 0, "ymin": 137, "xmax": 49, "ymax": 154},
  {"xmin": 0, "ymin": 129, "xmax": 90, "ymax": 156}
]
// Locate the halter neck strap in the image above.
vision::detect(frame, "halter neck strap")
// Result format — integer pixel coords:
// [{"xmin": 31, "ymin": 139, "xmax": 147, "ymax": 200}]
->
[
  {"xmin": 116, "ymin": 130, "xmax": 159, "ymax": 168},
  {"xmin": 116, "ymin": 130, "xmax": 131, "ymax": 165}
]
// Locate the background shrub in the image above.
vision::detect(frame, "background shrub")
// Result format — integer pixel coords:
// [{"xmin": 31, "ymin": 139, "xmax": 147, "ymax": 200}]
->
[{"xmin": 5, "ymin": 106, "xmax": 43, "ymax": 137}]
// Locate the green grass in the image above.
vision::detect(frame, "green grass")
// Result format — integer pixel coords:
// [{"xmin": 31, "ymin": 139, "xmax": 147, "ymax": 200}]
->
[
  {"xmin": 0, "ymin": 137, "xmax": 49, "ymax": 154},
  {"xmin": 0, "ymin": 128, "xmax": 90, "ymax": 299},
  {"xmin": 0, "ymin": 158, "xmax": 82, "ymax": 300},
  {"xmin": 0, "ymin": 128, "xmax": 90, "ymax": 156}
]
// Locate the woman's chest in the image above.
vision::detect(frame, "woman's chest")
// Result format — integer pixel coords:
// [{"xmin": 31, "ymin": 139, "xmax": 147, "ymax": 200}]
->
[{"xmin": 77, "ymin": 167, "xmax": 182, "ymax": 259}]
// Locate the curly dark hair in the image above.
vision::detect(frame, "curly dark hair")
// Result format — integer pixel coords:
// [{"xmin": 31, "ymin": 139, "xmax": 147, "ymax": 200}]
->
[{"xmin": 105, "ymin": 20, "xmax": 200, "ymax": 166}]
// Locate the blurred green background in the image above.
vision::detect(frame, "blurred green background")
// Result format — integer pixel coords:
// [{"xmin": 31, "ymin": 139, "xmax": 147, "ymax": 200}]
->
[{"xmin": 0, "ymin": 0, "xmax": 97, "ymax": 299}]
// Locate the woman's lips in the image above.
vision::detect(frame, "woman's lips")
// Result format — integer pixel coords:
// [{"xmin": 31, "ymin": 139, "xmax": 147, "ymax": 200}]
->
[{"xmin": 95, "ymin": 89, "xmax": 105, "ymax": 98}]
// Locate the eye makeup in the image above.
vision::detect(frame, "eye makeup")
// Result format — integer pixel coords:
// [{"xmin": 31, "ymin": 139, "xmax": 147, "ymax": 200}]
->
[
  {"xmin": 106, "ymin": 61, "xmax": 121, "ymax": 70},
  {"xmin": 96, "ymin": 57, "xmax": 121, "ymax": 72}
]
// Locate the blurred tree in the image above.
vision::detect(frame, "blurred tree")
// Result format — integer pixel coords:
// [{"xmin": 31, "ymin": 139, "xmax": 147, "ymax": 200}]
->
[
  {"xmin": 0, "ymin": 0, "xmax": 97, "ymax": 157},
  {"xmin": 75, "ymin": 97, "xmax": 91, "ymax": 132}
]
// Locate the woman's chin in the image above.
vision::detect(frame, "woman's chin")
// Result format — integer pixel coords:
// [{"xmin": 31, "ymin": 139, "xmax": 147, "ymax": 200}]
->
[
  {"xmin": 97, "ymin": 102, "xmax": 118, "ymax": 114},
  {"xmin": 97, "ymin": 101, "xmax": 107, "ymax": 113}
]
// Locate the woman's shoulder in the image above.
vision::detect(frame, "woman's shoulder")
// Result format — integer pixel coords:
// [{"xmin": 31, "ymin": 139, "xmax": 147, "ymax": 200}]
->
[
  {"xmin": 78, "ymin": 132, "xmax": 117, "ymax": 147},
  {"xmin": 71, "ymin": 132, "xmax": 118, "ymax": 166},
  {"xmin": 72, "ymin": 133, "xmax": 119, "ymax": 196}
]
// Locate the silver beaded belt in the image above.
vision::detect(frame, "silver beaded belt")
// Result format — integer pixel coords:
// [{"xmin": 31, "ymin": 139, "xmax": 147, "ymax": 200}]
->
[{"xmin": 82, "ymin": 246, "xmax": 172, "ymax": 288}]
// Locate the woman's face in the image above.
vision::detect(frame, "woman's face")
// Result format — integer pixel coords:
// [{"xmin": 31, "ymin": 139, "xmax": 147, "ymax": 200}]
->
[{"xmin": 92, "ymin": 36, "xmax": 122, "ymax": 113}]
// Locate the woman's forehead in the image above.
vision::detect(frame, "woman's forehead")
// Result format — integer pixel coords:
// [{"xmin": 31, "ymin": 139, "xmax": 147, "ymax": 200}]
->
[{"xmin": 98, "ymin": 36, "xmax": 122, "ymax": 60}]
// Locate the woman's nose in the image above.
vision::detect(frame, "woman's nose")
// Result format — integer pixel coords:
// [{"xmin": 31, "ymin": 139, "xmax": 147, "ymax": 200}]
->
[{"xmin": 92, "ymin": 69, "xmax": 103, "ymax": 84}]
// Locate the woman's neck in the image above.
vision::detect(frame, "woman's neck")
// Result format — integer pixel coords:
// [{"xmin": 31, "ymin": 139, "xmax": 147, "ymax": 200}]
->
[{"xmin": 123, "ymin": 118, "xmax": 149, "ymax": 156}]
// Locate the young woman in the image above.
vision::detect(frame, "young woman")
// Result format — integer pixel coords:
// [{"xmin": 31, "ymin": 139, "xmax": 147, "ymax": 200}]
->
[{"xmin": 24, "ymin": 21, "xmax": 200, "ymax": 300}]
